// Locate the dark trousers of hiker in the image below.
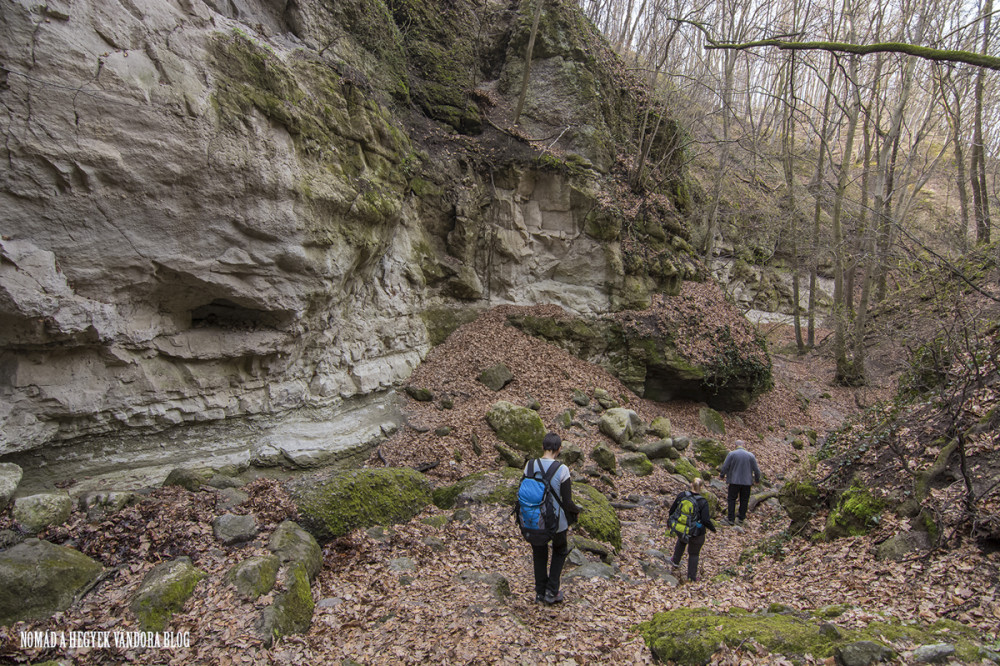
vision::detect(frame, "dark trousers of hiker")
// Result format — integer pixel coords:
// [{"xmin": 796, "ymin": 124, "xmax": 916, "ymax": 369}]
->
[
  {"xmin": 672, "ymin": 532, "xmax": 706, "ymax": 582},
  {"xmin": 727, "ymin": 484, "xmax": 752, "ymax": 522},
  {"xmin": 532, "ymin": 530, "xmax": 568, "ymax": 597}
]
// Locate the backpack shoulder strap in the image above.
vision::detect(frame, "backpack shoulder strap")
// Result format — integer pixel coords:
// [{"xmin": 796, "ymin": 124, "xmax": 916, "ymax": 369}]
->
[
  {"xmin": 525, "ymin": 459, "xmax": 536, "ymax": 479},
  {"xmin": 541, "ymin": 460, "xmax": 562, "ymax": 486}
]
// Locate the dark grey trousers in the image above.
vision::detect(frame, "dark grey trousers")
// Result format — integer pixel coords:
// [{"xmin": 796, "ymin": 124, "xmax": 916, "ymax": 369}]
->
[
  {"xmin": 672, "ymin": 532, "xmax": 707, "ymax": 581},
  {"xmin": 532, "ymin": 530, "xmax": 568, "ymax": 597}
]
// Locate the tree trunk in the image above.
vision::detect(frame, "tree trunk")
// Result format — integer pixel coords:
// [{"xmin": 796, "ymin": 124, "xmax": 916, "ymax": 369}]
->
[
  {"xmin": 807, "ymin": 55, "xmax": 836, "ymax": 348},
  {"xmin": 513, "ymin": 0, "xmax": 544, "ymax": 126}
]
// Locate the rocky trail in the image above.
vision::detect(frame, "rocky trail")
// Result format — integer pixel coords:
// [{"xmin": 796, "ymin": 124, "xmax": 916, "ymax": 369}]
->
[{"xmin": 1, "ymin": 301, "xmax": 998, "ymax": 666}]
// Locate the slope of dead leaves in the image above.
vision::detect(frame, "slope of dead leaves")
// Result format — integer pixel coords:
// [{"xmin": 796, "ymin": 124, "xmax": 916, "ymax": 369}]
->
[{"xmin": 2, "ymin": 297, "xmax": 999, "ymax": 665}]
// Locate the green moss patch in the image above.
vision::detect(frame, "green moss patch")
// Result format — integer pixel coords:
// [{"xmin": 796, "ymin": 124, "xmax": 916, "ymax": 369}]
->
[
  {"xmin": 486, "ymin": 401, "xmax": 546, "ymax": 457},
  {"xmin": 573, "ymin": 483, "xmax": 621, "ymax": 550},
  {"xmin": 825, "ymin": 477, "xmax": 886, "ymax": 539},
  {"xmin": 292, "ymin": 468, "xmax": 433, "ymax": 541},
  {"xmin": 130, "ymin": 558, "xmax": 206, "ymax": 632}
]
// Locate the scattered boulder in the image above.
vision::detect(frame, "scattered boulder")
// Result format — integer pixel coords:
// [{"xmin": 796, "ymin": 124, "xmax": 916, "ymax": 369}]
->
[
  {"xmin": 494, "ymin": 441, "xmax": 524, "ymax": 468},
  {"xmin": 598, "ymin": 408, "xmax": 642, "ymax": 444},
  {"xmin": 486, "ymin": 401, "xmax": 546, "ymax": 457},
  {"xmin": 640, "ymin": 559, "xmax": 679, "ymax": 584},
  {"xmin": 13, "ymin": 493, "xmax": 73, "ymax": 534},
  {"xmin": 621, "ymin": 453, "xmax": 654, "ymax": 476},
  {"xmin": 0, "ymin": 463, "xmax": 23, "ymax": 510},
  {"xmin": 457, "ymin": 570, "xmax": 510, "ymax": 600},
  {"xmin": 594, "ymin": 388, "xmax": 618, "ymax": 409},
  {"xmin": 213, "ymin": 513, "xmax": 258, "ymax": 546},
  {"xmin": 268, "ymin": 521, "xmax": 323, "ymax": 580},
  {"xmin": 130, "ymin": 557, "xmax": 205, "ymax": 632},
  {"xmin": 569, "ymin": 535, "xmax": 614, "ymax": 563},
  {"xmin": 573, "ymin": 483, "xmax": 622, "ymax": 550},
  {"xmin": 825, "ymin": 477, "xmax": 885, "ymax": 539},
  {"xmin": 78, "ymin": 491, "xmax": 137, "ymax": 521},
  {"xmin": 389, "ymin": 557, "xmax": 416, "ymax": 572},
  {"xmin": 590, "ymin": 444, "xmax": 617, "ymax": 473},
  {"xmin": 649, "ymin": 417, "xmax": 672, "ymax": 439},
  {"xmin": 571, "ymin": 390, "xmax": 590, "ymax": 406},
  {"xmin": 405, "ymin": 386, "xmax": 434, "ymax": 402},
  {"xmin": 226, "ymin": 555, "xmax": 280, "ymax": 600},
  {"xmin": 525, "ymin": 396, "xmax": 541, "ymax": 411},
  {"xmin": 698, "ymin": 407, "xmax": 726, "ymax": 435},
  {"xmin": 477, "ymin": 363, "xmax": 513, "ymax": 391},
  {"xmin": 673, "ymin": 457, "xmax": 700, "ymax": 483},
  {"xmin": 692, "ymin": 438, "xmax": 728, "ymax": 467},
  {"xmin": 163, "ymin": 467, "xmax": 213, "ymax": 491},
  {"xmin": 673, "ymin": 436, "xmax": 691, "ymax": 451},
  {"xmin": 639, "ymin": 439, "xmax": 674, "ymax": 460},
  {"xmin": 291, "ymin": 468, "xmax": 433, "ymax": 542},
  {"xmin": 561, "ymin": 443, "xmax": 583, "ymax": 465},
  {"xmin": 207, "ymin": 474, "xmax": 244, "ymax": 489},
  {"xmin": 876, "ymin": 531, "xmax": 932, "ymax": 562},
  {"xmin": 779, "ymin": 480, "xmax": 823, "ymax": 532},
  {"xmin": 217, "ymin": 488, "xmax": 250, "ymax": 511},
  {"xmin": 256, "ymin": 562, "xmax": 314, "ymax": 647},
  {"xmin": 836, "ymin": 641, "xmax": 893, "ymax": 666},
  {"xmin": 912, "ymin": 644, "xmax": 955, "ymax": 663},
  {"xmin": 0, "ymin": 539, "xmax": 103, "ymax": 626}
]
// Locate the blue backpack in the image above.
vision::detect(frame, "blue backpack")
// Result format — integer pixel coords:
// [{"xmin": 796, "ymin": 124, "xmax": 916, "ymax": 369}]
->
[{"xmin": 515, "ymin": 459, "xmax": 562, "ymax": 546}]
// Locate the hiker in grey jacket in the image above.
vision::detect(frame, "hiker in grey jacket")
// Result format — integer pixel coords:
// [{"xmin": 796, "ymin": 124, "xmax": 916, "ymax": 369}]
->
[{"xmin": 719, "ymin": 441, "xmax": 761, "ymax": 525}]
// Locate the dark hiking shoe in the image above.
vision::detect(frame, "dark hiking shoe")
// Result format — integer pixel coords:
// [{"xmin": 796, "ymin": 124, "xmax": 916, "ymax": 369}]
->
[
  {"xmin": 543, "ymin": 590, "xmax": 564, "ymax": 605},
  {"xmin": 535, "ymin": 593, "xmax": 545, "ymax": 603}
]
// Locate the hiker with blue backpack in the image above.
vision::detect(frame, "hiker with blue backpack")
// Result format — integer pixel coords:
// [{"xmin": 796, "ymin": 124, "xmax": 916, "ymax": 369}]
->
[
  {"xmin": 516, "ymin": 432, "xmax": 580, "ymax": 605},
  {"xmin": 666, "ymin": 477, "xmax": 716, "ymax": 582}
]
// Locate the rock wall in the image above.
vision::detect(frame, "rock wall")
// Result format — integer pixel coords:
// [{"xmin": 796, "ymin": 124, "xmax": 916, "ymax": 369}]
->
[{"xmin": 0, "ymin": 0, "xmax": 696, "ymax": 458}]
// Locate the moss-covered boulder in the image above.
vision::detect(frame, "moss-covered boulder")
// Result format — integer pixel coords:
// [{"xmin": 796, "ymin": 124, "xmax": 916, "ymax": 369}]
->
[
  {"xmin": 692, "ymin": 438, "xmax": 728, "ymax": 468},
  {"xmin": 405, "ymin": 386, "xmax": 435, "ymax": 402},
  {"xmin": 486, "ymin": 401, "xmax": 546, "ymax": 457},
  {"xmin": 621, "ymin": 453, "xmax": 654, "ymax": 476},
  {"xmin": 256, "ymin": 562, "xmax": 314, "ymax": 647},
  {"xmin": 163, "ymin": 467, "xmax": 214, "ymax": 491},
  {"xmin": 494, "ymin": 441, "xmax": 525, "ymax": 468},
  {"xmin": 599, "ymin": 408, "xmax": 642, "ymax": 444},
  {"xmin": 432, "ymin": 472, "xmax": 516, "ymax": 509},
  {"xmin": 291, "ymin": 468, "xmax": 433, "ymax": 541},
  {"xmin": 0, "ymin": 539, "xmax": 103, "ymax": 626},
  {"xmin": 561, "ymin": 443, "xmax": 583, "ymax": 465},
  {"xmin": 477, "ymin": 363, "xmax": 514, "ymax": 391},
  {"xmin": 779, "ymin": 480, "xmax": 823, "ymax": 532},
  {"xmin": 130, "ymin": 557, "xmax": 205, "ymax": 632},
  {"xmin": 649, "ymin": 417, "xmax": 672, "ymax": 439},
  {"xmin": 590, "ymin": 443, "xmax": 617, "ymax": 473},
  {"xmin": 573, "ymin": 483, "xmax": 621, "ymax": 550},
  {"xmin": 674, "ymin": 457, "xmax": 700, "ymax": 483},
  {"xmin": 227, "ymin": 555, "xmax": 280, "ymax": 600},
  {"xmin": 825, "ymin": 477, "xmax": 886, "ymax": 539},
  {"xmin": 268, "ymin": 520, "xmax": 322, "ymax": 581},
  {"xmin": 698, "ymin": 407, "xmax": 726, "ymax": 435},
  {"xmin": 12, "ymin": 493, "xmax": 72, "ymax": 534}
]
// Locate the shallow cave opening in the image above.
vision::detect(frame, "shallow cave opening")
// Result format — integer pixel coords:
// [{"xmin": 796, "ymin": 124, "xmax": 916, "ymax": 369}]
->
[{"xmin": 190, "ymin": 299, "xmax": 291, "ymax": 331}]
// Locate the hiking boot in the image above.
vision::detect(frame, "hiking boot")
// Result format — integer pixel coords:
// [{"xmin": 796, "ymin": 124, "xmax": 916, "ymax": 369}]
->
[
  {"xmin": 735, "ymin": 518, "xmax": 744, "ymax": 526},
  {"xmin": 535, "ymin": 594, "xmax": 545, "ymax": 603},
  {"xmin": 720, "ymin": 518, "xmax": 733, "ymax": 526},
  {"xmin": 543, "ymin": 590, "xmax": 564, "ymax": 605}
]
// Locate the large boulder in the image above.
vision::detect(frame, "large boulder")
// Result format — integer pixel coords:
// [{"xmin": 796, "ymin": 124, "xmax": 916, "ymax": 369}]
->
[
  {"xmin": 573, "ymin": 484, "xmax": 621, "ymax": 550},
  {"xmin": 825, "ymin": 478, "xmax": 885, "ymax": 540},
  {"xmin": 692, "ymin": 438, "xmax": 728, "ymax": 468},
  {"xmin": 485, "ymin": 401, "xmax": 546, "ymax": 457},
  {"xmin": 432, "ymin": 472, "xmax": 517, "ymax": 509},
  {"xmin": 0, "ymin": 539, "xmax": 103, "ymax": 626},
  {"xmin": 621, "ymin": 453, "xmax": 654, "ymax": 476},
  {"xmin": 477, "ymin": 364, "xmax": 513, "ymax": 391},
  {"xmin": 598, "ymin": 408, "xmax": 642, "ymax": 445},
  {"xmin": 590, "ymin": 444, "xmax": 617, "ymax": 472},
  {"xmin": 226, "ymin": 555, "xmax": 279, "ymax": 600},
  {"xmin": 291, "ymin": 468, "xmax": 433, "ymax": 542},
  {"xmin": 13, "ymin": 493, "xmax": 73, "ymax": 534},
  {"xmin": 0, "ymin": 463, "xmax": 22, "ymax": 510},
  {"xmin": 130, "ymin": 557, "xmax": 205, "ymax": 631},
  {"xmin": 778, "ymin": 480, "xmax": 823, "ymax": 532},
  {"xmin": 876, "ymin": 531, "xmax": 932, "ymax": 562},
  {"xmin": 213, "ymin": 513, "xmax": 258, "ymax": 546}
]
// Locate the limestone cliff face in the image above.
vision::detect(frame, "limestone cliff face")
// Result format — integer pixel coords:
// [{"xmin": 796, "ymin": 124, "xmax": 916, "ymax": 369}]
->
[{"xmin": 0, "ymin": 0, "xmax": 695, "ymax": 456}]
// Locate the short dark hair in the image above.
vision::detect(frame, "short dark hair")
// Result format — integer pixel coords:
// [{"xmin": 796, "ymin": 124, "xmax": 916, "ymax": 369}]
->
[{"xmin": 542, "ymin": 432, "xmax": 562, "ymax": 451}]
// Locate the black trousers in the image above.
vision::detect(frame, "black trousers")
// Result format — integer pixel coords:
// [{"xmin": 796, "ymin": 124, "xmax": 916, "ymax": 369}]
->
[
  {"xmin": 672, "ymin": 531, "xmax": 706, "ymax": 581},
  {"xmin": 727, "ymin": 484, "xmax": 752, "ymax": 521},
  {"xmin": 532, "ymin": 530, "xmax": 568, "ymax": 597}
]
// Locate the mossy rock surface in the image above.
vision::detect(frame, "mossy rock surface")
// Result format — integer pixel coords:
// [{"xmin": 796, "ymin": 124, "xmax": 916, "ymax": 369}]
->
[
  {"xmin": 477, "ymin": 363, "xmax": 514, "ymax": 391},
  {"xmin": 268, "ymin": 520, "xmax": 322, "ymax": 580},
  {"xmin": 130, "ymin": 557, "xmax": 205, "ymax": 632},
  {"xmin": 590, "ymin": 443, "xmax": 617, "ymax": 472},
  {"xmin": 12, "ymin": 493, "xmax": 73, "ymax": 534},
  {"xmin": 0, "ymin": 539, "xmax": 103, "ymax": 626},
  {"xmin": 486, "ymin": 401, "xmax": 546, "ymax": 457},
  {"xmin": 256, "ymin": 562, "xmax": 315, "ymax": 647},
  {"xmin": 698, "ymin": 407, "xmax": 726, "ymax": 435},
  {"xmin": 163, "ymin": 467, "xmax": 213, "ymax": 491},
  {"xmin": 674, "ymin": 457, "xmax": 700, "ymax": 483},
  {"xmin": 621, "ymin": 453, "xmax": 654, "ymax": 476},
  {"xmin": 227, "ymin": 555, "xmax": 280, "ymax": 600},
  {"xmin": 292, "ymin": 468, "xmax": 433, "ymax": 542},
  {"xmin": 573, "ymin": 483, "xmax": 621, "ymax": 550},
  {"xmin": 598, "ymin": 408, "xmax": 642, "ymax": 444},
  {"xmin": 692, "ymin": 438, "xmax": 728, "ymax": 468},
  {"xmin": 636, "ymin": 608, "xmax": 981, "ymax": 665},
  {"xmin": 779, "ymin": 480, "xmax": 823, "ymax": 530},
  {"xmin": 649, "ymin": 417, "xmax": 672, "ymax": 439},
  {"xmin": 825, "ymin": 477, "xmax": 886, "ymax": 539}
]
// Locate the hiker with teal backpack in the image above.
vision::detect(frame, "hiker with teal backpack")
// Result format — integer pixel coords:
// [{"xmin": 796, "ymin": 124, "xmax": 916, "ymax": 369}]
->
[
  {"xmin": 515, "ymin": 432, "xmax": 580, "ymax": 605},
  {"xmin": 666, "ymin": 477, "xmax": 716, "ymax": 582}
]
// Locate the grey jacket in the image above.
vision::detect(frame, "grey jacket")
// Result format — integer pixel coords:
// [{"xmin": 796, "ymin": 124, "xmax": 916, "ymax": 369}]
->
[{"xmin": 720, "ymin": 447, "xmax": 761, "ymax": 486}]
